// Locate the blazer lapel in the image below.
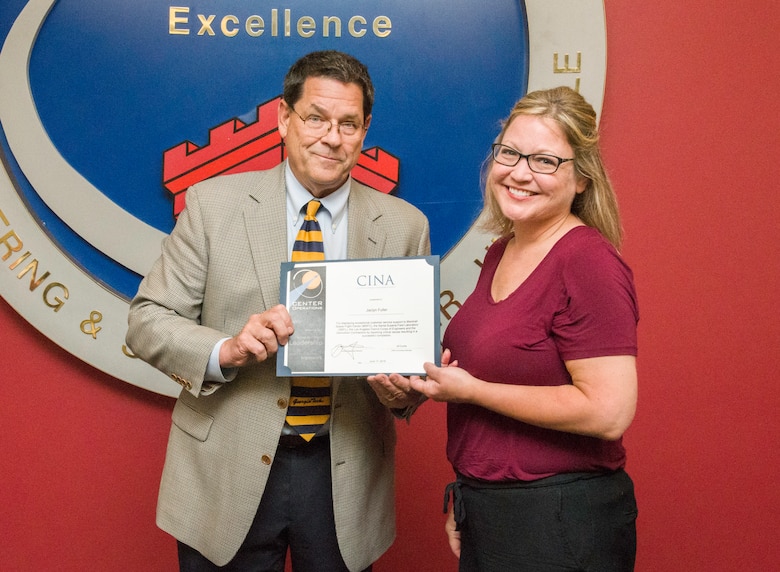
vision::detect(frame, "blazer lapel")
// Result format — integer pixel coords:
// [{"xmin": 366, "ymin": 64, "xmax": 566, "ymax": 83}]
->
[
  {"xmin": 347, "ymin": 183, "xmax": 387, "ymax": 260},
  {"xmin": 244, "ymin": 165, "xmax": 288, "ymax": 311}
]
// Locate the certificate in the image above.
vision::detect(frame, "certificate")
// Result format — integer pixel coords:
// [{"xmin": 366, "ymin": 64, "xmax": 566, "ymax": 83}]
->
[{"xmin": 277, "ymin": 256, "xmax": 440, "ymax": 376}]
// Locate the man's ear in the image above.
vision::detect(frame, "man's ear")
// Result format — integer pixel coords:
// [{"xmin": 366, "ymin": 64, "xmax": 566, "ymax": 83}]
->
[{"xmin": 278, "ymin": 99, "xmax": 291, "ymax": 138}]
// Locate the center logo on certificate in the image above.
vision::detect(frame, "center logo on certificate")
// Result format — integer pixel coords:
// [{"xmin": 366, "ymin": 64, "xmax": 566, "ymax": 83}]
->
[{"xmin": 287, "ymin": 266, "xmax": 328, "ymax": 372}]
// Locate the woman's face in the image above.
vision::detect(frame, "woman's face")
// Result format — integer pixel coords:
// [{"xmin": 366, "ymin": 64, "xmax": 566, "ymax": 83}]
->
[{"xmin": 489, "ymin": 114, "xmax": 585, "ymax": 231}]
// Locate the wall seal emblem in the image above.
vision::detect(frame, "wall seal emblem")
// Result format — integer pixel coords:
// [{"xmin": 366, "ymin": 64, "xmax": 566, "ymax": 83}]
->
[{"xmin": 0, "ymin": 0, "xmax": 605, "ymax": 396}]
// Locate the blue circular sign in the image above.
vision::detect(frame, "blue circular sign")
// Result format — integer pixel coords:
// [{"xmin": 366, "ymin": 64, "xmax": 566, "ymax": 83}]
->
[{"xmin": 0, "ymin": 0, "xmax": 605, "ymax": 394}]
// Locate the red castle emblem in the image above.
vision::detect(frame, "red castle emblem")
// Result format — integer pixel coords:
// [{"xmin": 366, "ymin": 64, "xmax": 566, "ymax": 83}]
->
[{"xmin": 162, "ymin": 96, "xmax": 400, "ymax": 218}]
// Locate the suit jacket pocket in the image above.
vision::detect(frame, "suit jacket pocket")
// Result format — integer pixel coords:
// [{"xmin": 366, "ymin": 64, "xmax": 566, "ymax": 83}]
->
[{"xmin": 172, "ymin": 401, "xmax": 214, "ymax": 442}]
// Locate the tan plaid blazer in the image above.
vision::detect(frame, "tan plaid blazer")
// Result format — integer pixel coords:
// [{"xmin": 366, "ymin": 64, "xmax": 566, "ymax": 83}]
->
[{"xmin": 127, "ymin": 163, "xmax": 430, "ymax": 569}]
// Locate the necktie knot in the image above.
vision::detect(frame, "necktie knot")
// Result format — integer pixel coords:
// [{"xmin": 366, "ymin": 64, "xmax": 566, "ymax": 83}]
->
[
  {"xmin": 291, "ymin": 200, "xmax": 326, "ymax": 262},
  {"xmin": 304, "ymin": 199, "xmax": 321, "ymax": 220}
]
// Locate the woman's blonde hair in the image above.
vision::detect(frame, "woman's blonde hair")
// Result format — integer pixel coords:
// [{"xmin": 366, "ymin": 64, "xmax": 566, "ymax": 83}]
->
[{"xmin": 480, "ymin": 86, "xmax": 623, "ymax": 248}]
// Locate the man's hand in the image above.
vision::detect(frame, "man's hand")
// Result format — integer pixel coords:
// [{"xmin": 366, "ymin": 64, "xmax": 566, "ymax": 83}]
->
[
  {"xmin": 219, "ymin": 304, "xmax": 294, "ymax": 368},
  {"xmin": 366, "ymin": 372, "xmax": 423, "ymax": 410}
]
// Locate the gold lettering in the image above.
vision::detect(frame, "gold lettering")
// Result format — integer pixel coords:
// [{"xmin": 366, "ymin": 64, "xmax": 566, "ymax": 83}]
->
[
  {"xmin": 169, "ymin": 7, "xmax": 189, "ymax": 35},
  {"xmin": 348, "ymin": 16, "xmax": 367, "ymax": 38},
  {"xmin": 80, "ymin": 311, "xmax": 103, "ymax": 340},
  {"xmin": 197, "ymin": 14, "xmax": 216, "ymax": 36},
  {"xmin": 298, "ymin": 16, "xmax": 315, "ymax": 38},
  {"xmin": 323, "ymin": 16, "xmax": 341, "ymax": 38},
  {"xmin": 15, "ymin": 257, "xmax": 51, "ymax": 291},
  {"xmin": 553, "ymin": 52, "xmax": 582, "ymax": 73},
  {"xmin": 553, "ymin": 52, "xmax": 582, "ymax": 90},
  {"xmin": 246, "ymin": 15, "xmax": 264, "ymax": 37},
  {"xmin": 373, "ymin": 16, "xmax": 392, "ymax": 38},
  {"xmin": 8, "ymin": 250, "xmax": 30, "ymax": 269},
  {"xmin": 0, "ymin": 214, "xmax": 69, "ymax": 312},
  {"xmin": 0, "ymin": 229, "xmax": 23, "ymax": 261},
  {"xmin": 43, "ymin": 282, "xmax": 68, "ymax": 312},
  {"xmin": 168, "ymin": 10, "xmax": 393, "ymax": 39},
  {"xmin": 221, "ymin": 15, "xmax": 239, "ymax": 37},
  {"xmin": 122, "ymin": 345, "xmax": 139, "ymax": 358},
  {"xmin": 474, "ymin": 238, "xmax": 498, "ymax": 268},
  {"xmin": 440, "ymin": 290, "xmax": 462, "ymax": 321}
]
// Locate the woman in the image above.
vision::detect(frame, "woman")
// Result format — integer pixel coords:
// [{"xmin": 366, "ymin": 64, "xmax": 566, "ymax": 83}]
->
[{"xmin": 373, "ymin": 86, "xmax": 639, "ymax": 571}]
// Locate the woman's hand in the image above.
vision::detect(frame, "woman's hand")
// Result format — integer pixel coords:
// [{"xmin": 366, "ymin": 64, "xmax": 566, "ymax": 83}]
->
[
  {"xmin": 445, "ymin": 506, "xmax": 461, "ymax": 559},
  {"xmin": 410, "ymin": 349, "xmax": 475, "ymax": 403}
]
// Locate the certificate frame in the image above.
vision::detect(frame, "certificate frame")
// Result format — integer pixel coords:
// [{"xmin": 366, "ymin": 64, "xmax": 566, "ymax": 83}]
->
[{"xmin": 277, "ymin": 256, "xmax": 440, "ymax": 377}]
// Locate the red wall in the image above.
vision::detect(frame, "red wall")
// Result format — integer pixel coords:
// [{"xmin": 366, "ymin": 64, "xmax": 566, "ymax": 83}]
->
[{"xmin": 2, "ymin": 2, "xmax": 778, "ymax": 570}]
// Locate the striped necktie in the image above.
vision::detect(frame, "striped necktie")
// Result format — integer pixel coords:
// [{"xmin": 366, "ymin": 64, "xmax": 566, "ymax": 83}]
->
[
  {"xmin": 291, "ymin": 199, "xmax": 326, "ymax": 261},
  {"xmin": 287, "ymin": 199, "xmax": 330, "ymax": 441}
]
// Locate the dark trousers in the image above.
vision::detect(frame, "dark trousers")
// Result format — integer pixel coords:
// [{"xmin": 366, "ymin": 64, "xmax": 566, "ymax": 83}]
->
[
  {"xmin": 455, "ymin": 470, "xmax": 637, "ymax": 572},
  {"xmin": 178, "ymin": 436, "xmax": 371, "ymax": 572}
]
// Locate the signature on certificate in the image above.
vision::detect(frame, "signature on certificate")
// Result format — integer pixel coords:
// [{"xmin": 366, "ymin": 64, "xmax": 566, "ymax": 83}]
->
[{"xmin": 331, "ymin": 342, "xmax": 366, "ymax": 359}]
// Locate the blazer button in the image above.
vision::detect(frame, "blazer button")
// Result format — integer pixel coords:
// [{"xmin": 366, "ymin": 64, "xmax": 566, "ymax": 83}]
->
[
  {"xmin": 261, "ymin": 455, "xmax": 272, "ymax": 465},
  {"xmin": 277, "ymin": 398, "xmax": 288, "ymax": 409}
]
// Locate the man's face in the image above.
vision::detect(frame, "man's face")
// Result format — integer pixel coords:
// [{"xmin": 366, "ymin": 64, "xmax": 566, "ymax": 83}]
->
[{"xmin": 278, "ymin": 77, "xmax": 371, "ymax": 198}]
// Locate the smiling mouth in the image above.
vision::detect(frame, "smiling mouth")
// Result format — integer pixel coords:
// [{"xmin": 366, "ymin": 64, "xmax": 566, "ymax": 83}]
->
[
  {"xmin": 508, "ymin": 186, "xmax": 535, "ymax": 198},
  {"xmin": 313, "ymin": 152, "xmax": 342, "ymax": 164}
]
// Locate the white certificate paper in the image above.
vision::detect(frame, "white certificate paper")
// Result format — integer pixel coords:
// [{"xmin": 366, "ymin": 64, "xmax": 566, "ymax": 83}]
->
[{"xmin": 277, "ymin": 256, "xmax": 440, "ymax": 376}]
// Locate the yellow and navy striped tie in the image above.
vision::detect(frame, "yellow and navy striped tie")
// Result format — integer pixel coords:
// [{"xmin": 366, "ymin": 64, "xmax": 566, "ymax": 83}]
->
[
  {"xmin": 291, "ymin": 199, "xmax": 326, "ymax": 261},
  {"xmin": 287, "ymin": 199, "xmax": 330, "ymax": 441}
]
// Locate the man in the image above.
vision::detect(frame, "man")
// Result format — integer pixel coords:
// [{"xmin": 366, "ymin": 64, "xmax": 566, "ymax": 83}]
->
[{"xmin": 126, "ymin": 51, "xmax": 429, "ymax": 571}]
